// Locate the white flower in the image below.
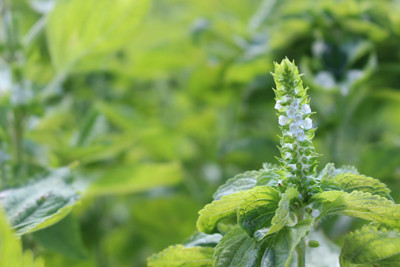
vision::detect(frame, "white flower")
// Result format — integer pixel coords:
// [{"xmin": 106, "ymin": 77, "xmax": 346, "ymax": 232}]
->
[
  {"xmin": 304, "ymin": 118, "xmax": 312, "ymax": 130},
  {"xmin": 284, "ymin": 152, "xmax": 291, "ymax": 158},
  {"xmin": 281, "ymin": 95, "xmax": 288, "ymax": 103},
  {"xmin": 279, "ymin": 115, "xmax": 288, "ymax": 126},
  {"xmin": 287, "ymin": 108, "xmax": 296, "ymax": 118},
  {"xmin": 293, "ymin": 114, "xmax": 303, "ymax": 124},
  {"xmin": 301, "ymin": 104, "xmax": 311, "ymax": 114},
  {"xmin": 311, "ymin": 209, "xmax": 320, "ymax": 218},
  {"xmin": 275, "ymin": 101, "xmax": 283, "ymax": 110},
  {"xmin": 296, "ymin": 130, "xmax": 305, "ymax": 141},
  {"xmin": 289, "ymin": 124, "xmax": 299, "ymax": 133}
]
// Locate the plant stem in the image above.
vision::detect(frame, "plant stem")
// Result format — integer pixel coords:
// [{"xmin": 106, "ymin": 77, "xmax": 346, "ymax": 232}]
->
[{"xmin": 296, "ymin": 237, "xmax": 306, "ymax": 267}]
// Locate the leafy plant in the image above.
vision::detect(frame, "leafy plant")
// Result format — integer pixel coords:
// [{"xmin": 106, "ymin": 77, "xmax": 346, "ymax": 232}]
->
[{"xmin": 148, "ymin": 59, "xmax": 400, "ymax": 267}]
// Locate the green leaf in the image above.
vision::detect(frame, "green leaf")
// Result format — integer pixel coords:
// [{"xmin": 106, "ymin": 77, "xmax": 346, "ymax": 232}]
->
[
  {"xmin": 306, "ymin": 230, "xmax": 340, "ymax": 267},
  {"xmin": 266, "ymin": 187, "xmax": 299, "ymax": 236},
  {"xmin": 197, "ymin": 186, "xmax": 277, "ymax": 234},
  {"xmin": 184, "ymin": 232, "xmax": 222, "ymax": 248},
  {"xmin": 332, "ymin": 173, "xmax": 391, "ymax": 198},
  {"xmin": 0, "ymin": 168, "xmax": 80, "ymax": 235},
  {"xmin": 32, "ymin": 214, "xmax": 87, "ymax": 259},
  {"xmin": 147, "ymin": 245, "xmax": 214, "ymax": 267},
  {"xmin": 319, "ymin": 163, "xmax": 391, "ymax": 198},
  {"xmin": 213, "ymin": 165, "xmax": 282, "ymax": 200},
  {"xmin": 197, "ymin": 191, "xmax": 246, "ymax": 234},
  {"xmin": 340, "ymin": 226, "xmax": 400, "ymax": 267},
  {"xmin": 46, "ymin": 0, "xmax": 149, "ymax": 72},
  {"xmin": 213, "ymin": 171, "xmax": 259, "ymax": 200},
  {"xmin": 238, "ymin": 186, "xmax": 280, "ymax": 237},
  {"xmin": 0, "ymin": 208, "xmax": 45, "ymax": 267},
  {"xmin": 267, "ymin": 218, "xmax": 314, "ymax": 267},
  {"xmin": 87, "ymin": 162, "xmax": 182, "ymax": 197},
  {"xmin": 213, "ymin": 227, "xmax": 267, "ymax": 267},
  {"xmin": 312, "ymin": 190, "xmax": 400, "ymax": 227}
]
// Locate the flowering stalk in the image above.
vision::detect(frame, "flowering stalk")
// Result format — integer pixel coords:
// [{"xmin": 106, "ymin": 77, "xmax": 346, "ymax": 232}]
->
[{"xmin": 272, "ymin": 59, "xmax": 319, "ymax": 195}]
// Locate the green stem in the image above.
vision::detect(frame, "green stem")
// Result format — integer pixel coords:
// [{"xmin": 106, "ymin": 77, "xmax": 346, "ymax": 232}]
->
[{"xmin": 296, "ymin": 237, "xmax": 306, "ymax": 267}]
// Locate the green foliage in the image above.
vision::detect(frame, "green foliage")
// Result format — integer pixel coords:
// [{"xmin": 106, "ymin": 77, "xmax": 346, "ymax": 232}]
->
[
  {"xmin": 46, "ymin": 0, "xmax": 149, "ymax": 72},
  {"xmin": 312, "ymin": 190, "xmax": 400, "ymax": 227},
  {"xmin": 340, "ymin": 226, "xmax": 400, "ymax": 267},
  {"xmin": 147, "ymin": 245, "xmax": 214, "ymax": 267},
  {"xmin": 0, "ymin": 168, "xmax": 80, "ymax": 235},
  {"xmin": 0, "ymin": 209, "xmax": 44, "ymax": 267},
  {"xmin": 151, "ymin": 59, "xmax": 400, "ymax": 267},
  {"xmin": 2, "ymin": 0, "xmax": 400, "ymax": 266}
]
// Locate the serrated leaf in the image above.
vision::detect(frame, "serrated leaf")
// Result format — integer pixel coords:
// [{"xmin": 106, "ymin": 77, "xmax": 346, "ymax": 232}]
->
[
  {"xmin": 213, "ymin": 166, "xmax": 282, "ymax": 201},
  {"xmin": 32, "ymin": 214, "xmax": 87, "ymax": 259},
  {"xmin": 46, "ymin": 0, "xmax": 149, "ymax": 72},
  {"xmin": 213, "ymin": 227, "xmax": 268, "ymax": 267},
  {"xmin": 340, "ymin": 226, "xmax": 400, "ymax": 267},
  {"xmin": 238, "ymin": 186, "xmax": 280, "ymax": 237},
  {"xmin": 319, "ymin": 163, "xmax": 359, "ymax": 180},
  {"xmin": 197, "ymin": 186, "xmax": 278, "ymax": 234},
  {"xmin": 213, "ymin": 171, "xmax": 259, "ymax": 201},
  {"xmin": 332, "ymin": 173, "xmax": 391, "ymax": 198},
  {"xmin": 266, "ymin": 187, "xmax": 299, "ymax": 236},
  {"xmin": 197, "ymin": 190, "xmax": 247, "ymax": 234},
  {"xmin": 184, "ymin": 232, "xmax": 222, "ymax": 248},
  {"xmin": 312, "ymin": 190, "xmax": 400, "ymax": 227},
  {"xmin": 147, "ymin": 245, "xmax": 214, "ymax": 267},
  {"xmin": 0, "ymin": 168, "xmax": 80, "ymax": 235},
  {"xmin": 0, "ymin": 208, "xmax": 45, "ymax": 267},
  {"xmin": 263, "ymin": 218, "xmax": 314, "ymax": 267}
]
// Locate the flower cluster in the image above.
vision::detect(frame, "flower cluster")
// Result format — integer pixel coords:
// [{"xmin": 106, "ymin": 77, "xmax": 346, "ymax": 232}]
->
[{"xmin": 271, "ymin": 59, "xmax": 319, "ymax": 186}]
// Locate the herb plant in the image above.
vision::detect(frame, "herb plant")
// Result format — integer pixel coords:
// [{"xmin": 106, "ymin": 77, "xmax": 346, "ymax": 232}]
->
[{"xmin": 148, "ymin": 59, "xmax": 400, "ymax": 267}]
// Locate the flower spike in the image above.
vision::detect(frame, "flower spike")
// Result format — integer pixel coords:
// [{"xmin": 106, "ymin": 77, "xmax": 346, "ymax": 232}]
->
[{"xmin": 271, "ymin": 58, "xmax": 319, "ymax": 187}]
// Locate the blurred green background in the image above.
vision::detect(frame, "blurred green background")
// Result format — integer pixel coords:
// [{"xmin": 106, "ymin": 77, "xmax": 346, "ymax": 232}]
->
[{"xmin": 1, "ymin": 0, "xmax": 400, "ymax": 266}]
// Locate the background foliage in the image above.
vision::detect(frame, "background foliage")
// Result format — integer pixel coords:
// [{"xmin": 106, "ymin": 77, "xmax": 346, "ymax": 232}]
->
[{"xmin": 0, "ymin": 0, "xmax": 400, "ymax": 266}]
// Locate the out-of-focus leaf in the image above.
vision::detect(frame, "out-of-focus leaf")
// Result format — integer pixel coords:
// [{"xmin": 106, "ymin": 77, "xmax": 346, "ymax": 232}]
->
[
  {"xmin": 147, "ymin": 245, "xmax": 214, "ymax": 267},
  {"xmin": 0, "ymin": 208, "xmax": 45, "ymax": 267},
  {"xmin": 312, "ymin": 190, "xmax": 400, "ymax": 227},
  {"xmin": 0, "ymin": 168, "xmax": 80, "ymax": 235},
  {"xmin": 46, "ymin": 0, "xmax": 149, "ymax": 72},
  {"xmin": 87, "ymin": 162, "xmax": 182, "ymax": 197},
  {"xmin": 32, "ymin": 214, "xmax": 87, "ymax": 259},
  {"xmin": 306, "ymin": 230, "xmax": 340, "ymax": 267},
  {"xmin": 340, "ymin": 226, "xmax": 400, "ymax": 267},
  {"xmin": 238, "ymin": 186, "xmax": 279, "ymax": 237}
]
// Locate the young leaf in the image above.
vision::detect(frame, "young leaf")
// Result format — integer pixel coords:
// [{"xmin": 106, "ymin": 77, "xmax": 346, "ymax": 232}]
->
[
  {"xmin": 238, "ymin": 186, "xmax": 280, "ymax": 237},
  {"xmin": 340, "ymin": 226, "xmax": 400, "ymax": 267},
  {"xmin": 213, "ymin": 227, "xmax": 267, "ymax": 267},
  {"xmin": 266, "ymin": 187, "xmax": 299, "ymax": 236},
  {"xmin": 147, "ymin": 245, "xmax": 214, "ymax": 267},
  {"xmin": 197, "ymin": 186, "xmax": 279, "ymax": 234},
  {"xmin": 197, "ymin": 190, "xmax": 250, "ymax": 234},
  {"xmin": 312, "ymin": 190, "xmax": 400, "ymax": 227},
  {"xmin": 0, "ymin": 168, "xmax": 80, "ymax": 235}
]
